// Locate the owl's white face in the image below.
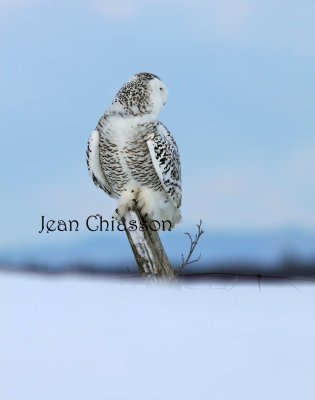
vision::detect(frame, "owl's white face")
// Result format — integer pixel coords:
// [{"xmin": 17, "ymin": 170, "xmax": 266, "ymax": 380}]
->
[{"xmin": 149, "ymin": 77, "xmax": 168, "ymax": 117}]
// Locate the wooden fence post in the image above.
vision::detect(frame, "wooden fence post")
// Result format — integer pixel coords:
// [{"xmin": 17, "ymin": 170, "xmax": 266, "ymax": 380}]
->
[{"xmin": 123, "ymin": 206, "xmax": 175, "ymax": 279}]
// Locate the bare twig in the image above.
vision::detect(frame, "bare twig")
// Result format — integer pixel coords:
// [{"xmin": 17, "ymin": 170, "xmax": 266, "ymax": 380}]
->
[{"xmin": 177, "ymin": 220, "xmax": 204, "ymax": 275}]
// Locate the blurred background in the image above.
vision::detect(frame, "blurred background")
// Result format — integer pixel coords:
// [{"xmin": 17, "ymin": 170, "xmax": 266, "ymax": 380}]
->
[
  {"xmin": 1, "ymin": 3, "xmax": 315, "ymax": 399},
  {"xmin": 1, "ymin": 0, "xmax": 315, "ymax": 277}
]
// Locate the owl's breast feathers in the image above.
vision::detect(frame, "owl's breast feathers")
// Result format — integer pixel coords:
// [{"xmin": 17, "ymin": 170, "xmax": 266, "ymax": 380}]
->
[{"xmin": 87, "ymin": 115, "xmax": 182, "ymax": 209}]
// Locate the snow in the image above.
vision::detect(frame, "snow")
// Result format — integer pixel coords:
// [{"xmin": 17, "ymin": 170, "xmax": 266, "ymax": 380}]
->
[{"xmin": 0, "ymin": 273, "xmax": 314, "ymax": 400}]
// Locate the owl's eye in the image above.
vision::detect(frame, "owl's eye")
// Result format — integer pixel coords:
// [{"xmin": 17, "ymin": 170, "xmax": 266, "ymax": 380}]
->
[{"xmin": 160, "ymin": 87, "xmax": 163, "ymax": 91}]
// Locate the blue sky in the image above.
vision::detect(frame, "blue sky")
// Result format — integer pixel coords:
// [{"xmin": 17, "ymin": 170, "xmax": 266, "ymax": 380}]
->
[{"xmin": 1, "ymin": 0, "xmax": 314, "ymax": 250}]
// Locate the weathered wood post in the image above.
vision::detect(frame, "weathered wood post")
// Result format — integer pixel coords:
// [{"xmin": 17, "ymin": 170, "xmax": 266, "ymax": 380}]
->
[{"xmin": 123, "ymin": 206, "xmax": 175, "ymax": 279}]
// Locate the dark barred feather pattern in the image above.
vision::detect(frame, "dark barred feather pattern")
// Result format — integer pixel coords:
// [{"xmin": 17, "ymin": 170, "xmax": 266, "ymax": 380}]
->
[
  {"xmin": 114, "ymin": 73, "xmax": 159, "ymax": 116},
  {"xmin": 87, "ymin": 72, "xmax": 182, "ymax": 219},
  {"xmin": 86, "ymin": 131, "xmax": 113, "ymax": 197},
  {"xmin": 148, "ymin": 122, "xmax": 182, "ymax": 208}
]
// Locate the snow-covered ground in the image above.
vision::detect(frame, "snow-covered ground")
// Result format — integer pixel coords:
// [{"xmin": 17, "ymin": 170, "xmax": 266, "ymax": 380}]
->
[{"xmin": 1, "ymin": 273, "xmax": 314, "ymax": 400}]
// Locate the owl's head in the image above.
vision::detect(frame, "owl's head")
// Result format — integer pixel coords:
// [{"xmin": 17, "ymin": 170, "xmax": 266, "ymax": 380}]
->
[{"xmin": 110, "ymin": 73, "xmax": 168, "ymax": 118}]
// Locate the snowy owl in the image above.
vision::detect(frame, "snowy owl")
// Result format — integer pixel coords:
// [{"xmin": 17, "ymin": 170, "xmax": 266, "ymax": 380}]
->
[{"xmin": 86, "ymin": 72, "xmax": 182, "ymax": 228}]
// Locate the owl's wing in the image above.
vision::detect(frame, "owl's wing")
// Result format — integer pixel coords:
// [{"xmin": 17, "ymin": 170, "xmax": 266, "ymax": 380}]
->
[
  {"xmin": 147, "ymin": 122, "xmax": 182, "ymax": 208},
  {"xmin": 86, "ymin": 130, "xmax": 114, "ymax": 197}
]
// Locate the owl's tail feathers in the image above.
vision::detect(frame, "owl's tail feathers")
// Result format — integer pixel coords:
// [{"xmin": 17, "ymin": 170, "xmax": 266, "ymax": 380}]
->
[
  {"xmin": 112, "ymin": 186, "xmax": 182, "ymax": 232},
  {"xmin": 174, "ymin": 209, "xmax": 182, "ymax": 225},
  {"xmin": 167, "ymin": 208, "xmax": 182, "ymax": 231},
  {"xmin": 156, "ymin": 204, "xmax": 182, "ymax": 232}
]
